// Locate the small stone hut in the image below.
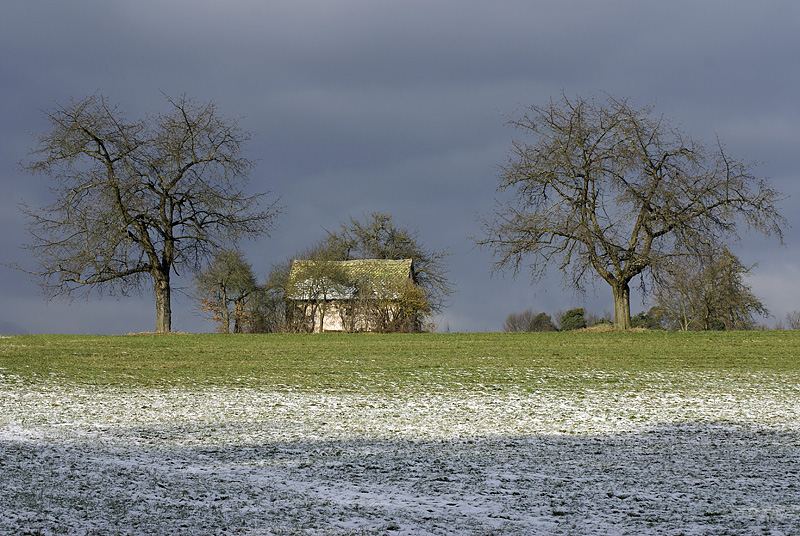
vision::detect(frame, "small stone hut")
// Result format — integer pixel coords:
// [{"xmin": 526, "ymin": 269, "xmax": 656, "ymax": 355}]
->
[{"xmin": 285, "ymin": 258, "xmax": 419, "ymax": 332}]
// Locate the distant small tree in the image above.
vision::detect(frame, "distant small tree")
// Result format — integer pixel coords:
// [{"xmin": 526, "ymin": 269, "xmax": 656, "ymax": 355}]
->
[
  {"xmin": 585, "ymin": 311, "xmax": 612, "ymax": 327},
  {"xmin": 503, "ymin": 310, "xmax": 558, "ymax": 332},
  {"xmin": 503, "ymin": 309, "xmax": 537, "ymax": 332},
  {"xmin": 559, "ymin": 308, "xmax": 587, "ymax": 331},
  {"xmin": 252, "ymin": 258, "xmax": 297, "ymax": 333},
  {"xmin": 630, "ymin": 306, "xmax": 668, "ymax": 330},
  {"xmin": 240, "ymin": 285, "xmax": 276, "ymax": 333},
  {"xmin": 655, "ymin": 246, "xmax": 767, "ymax": 330},
  {"xmin": 372, "ymin": 278, "xmax": 431, "ymax": 333},
  {"xmin": 785, "ymin": 311, "xmax": 800, "ymax": 330},
  {"xmin": 193, "ymin": 249, "xmax": 258, "ymax": 333},
  {"xmin": 531, "ymin": 312, "xmax": 559, "ymax": 332}
]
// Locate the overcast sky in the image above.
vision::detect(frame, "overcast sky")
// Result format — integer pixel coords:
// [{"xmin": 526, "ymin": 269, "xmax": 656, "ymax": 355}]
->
[{"xmin": 2, "ymin": 1, "xmax": 798, "ymax": 334}]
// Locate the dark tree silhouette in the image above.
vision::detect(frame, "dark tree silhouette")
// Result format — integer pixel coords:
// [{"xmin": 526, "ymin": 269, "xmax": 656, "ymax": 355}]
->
[
  {"xmin": 479, "ymin": 94, "xmax": 783, "ymax": 329},
  {"xmin": 20, "ymin": 94, "xmax": 279, "ymax": 332}
]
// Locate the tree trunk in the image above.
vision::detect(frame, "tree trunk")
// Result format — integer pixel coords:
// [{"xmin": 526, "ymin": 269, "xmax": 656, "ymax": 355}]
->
[
  {"xmin": 154, "ymin": 274, "xmax": 172, "ymax": 333},
  {"xmin": 233, "ymin": 300, "xmax": 243, "ymax": 334},
  {"xmin": 612, "ymin": 282, "xmax": 631, "ymax": 330},
  {"xmin": 220, "ymin": 287, "xmax": 231, "ymax": 334}
]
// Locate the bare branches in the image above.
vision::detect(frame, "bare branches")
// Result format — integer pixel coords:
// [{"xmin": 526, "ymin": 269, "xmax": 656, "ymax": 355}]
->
[
  {"xmin": 323, "ymin": 212, "xmax": 453, "ymax": 314},
  {"xmin": 654, "ymin": 245, "xmax": 768, "ymax": 330},
  {"xmin": 192, "ymin": 249, "xmax": 259, "ymax": 333},
  {"xmin": 19, "ymin": 93, "xmax": 280, "ymax": 331},
  {"xmin": 478, "ymin": 93, "xmax": 785, "ymax": 329}
]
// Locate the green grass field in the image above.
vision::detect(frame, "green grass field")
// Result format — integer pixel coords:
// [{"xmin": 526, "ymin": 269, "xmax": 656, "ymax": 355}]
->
[
  {"xmin": 3, "ymin": 331, "xmax": 800, "ymax": 534},
  {"xmin": 2, "ymin": 330, "xmax": 798, "ymax": 391}
]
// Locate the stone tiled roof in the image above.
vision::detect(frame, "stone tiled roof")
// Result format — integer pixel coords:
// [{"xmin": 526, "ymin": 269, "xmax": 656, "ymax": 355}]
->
[{"xmin": 286, "ymin": 258, "xmax": 414, "ymax": 300}]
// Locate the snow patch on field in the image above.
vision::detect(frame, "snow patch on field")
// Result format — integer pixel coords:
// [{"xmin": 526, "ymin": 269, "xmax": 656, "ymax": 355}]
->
[{"xmin": 2, "ymin": 371, "xmax": 800, "ymax": 534}]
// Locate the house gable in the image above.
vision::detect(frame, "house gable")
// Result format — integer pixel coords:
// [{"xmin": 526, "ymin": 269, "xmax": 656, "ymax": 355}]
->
[{"xmin": 285, "ymin": 258, "xmax": 417, "ymax": 332}]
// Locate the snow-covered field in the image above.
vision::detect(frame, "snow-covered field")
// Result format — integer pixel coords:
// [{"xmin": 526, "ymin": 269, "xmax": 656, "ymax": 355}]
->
[{"xmin": 2, "ymin": 369, "xmax": 800, "ymax": 535}]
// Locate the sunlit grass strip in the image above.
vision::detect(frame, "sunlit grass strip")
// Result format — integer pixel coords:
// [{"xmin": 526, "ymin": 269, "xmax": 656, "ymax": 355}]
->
[{"xmin": 1, "ymin": 331, "xmax": 798, "ymax": 392}]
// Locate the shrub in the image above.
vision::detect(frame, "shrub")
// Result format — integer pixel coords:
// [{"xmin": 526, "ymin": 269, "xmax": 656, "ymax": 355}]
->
[
  {"xmin": 630, "ymin": 307, "xmax": 667, "ymax": 330},
  {"xmin": 560, "ymin": 308, "xmax": 587, "ymax": 331},
  {"xmin": 531, "ymin": 312, "xmax": 558, "ymax": 332},
  {"xmin": 503, "ymin": 310, "xmax": 558, "ymax": 332}
]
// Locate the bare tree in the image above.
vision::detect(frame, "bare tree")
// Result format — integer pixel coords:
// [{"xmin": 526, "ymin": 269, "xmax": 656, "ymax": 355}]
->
[
  {"xmin": 193, "ymin": 249, "xmax": 258, "ymax": 333},
  {"xmin": 503, "ymin": 309, "xmax": 557, "ymax": 332},
  {"xmin": 655, "ymin": 247, "xmax": 767, "ymax": 330},
  {"xmin": 478, "ymin": 93, "xmax": 784, "ymax": 329},
  {"xmin": 323, "ymin": 212, "xmax": 453, "ymax": 316},
  {"xmin": 368, "ymin": 277, "xmax": 431, "ymax": 333},
  {"xmin": 251, "ymin": 259, "xmax": 293, "ymax": 333},
  {"xmin": 785, "ymin": 311, "xmax": 800, "ymax": 330},
  {"xmin": 19, "ymin": 93, "xmax": 279, "ymax": 332},
  {"xmin": 503, "ymin": 309, "xmax": 537, "ymax": 332}
]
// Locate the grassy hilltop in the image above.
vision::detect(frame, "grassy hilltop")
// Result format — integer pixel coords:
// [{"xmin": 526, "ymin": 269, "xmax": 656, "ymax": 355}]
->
[{"xmin": 2, "ymin": 331, "xmax": 798, "ymax": 391}]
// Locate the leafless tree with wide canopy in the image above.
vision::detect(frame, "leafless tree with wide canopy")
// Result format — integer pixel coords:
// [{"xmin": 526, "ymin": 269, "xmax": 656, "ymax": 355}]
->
[
  {"xmin": 19, "ymin": 93, "xmax": 279, "ymax": 332},
  {"xmin": 478, "ymin": 93, "xmax": 784, "ymax": 329}
]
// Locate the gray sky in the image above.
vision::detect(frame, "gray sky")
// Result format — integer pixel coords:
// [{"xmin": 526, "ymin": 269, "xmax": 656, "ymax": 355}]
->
[{"xmin": 2, "ymin": 1, "xmax": 798, "ymax": 334}]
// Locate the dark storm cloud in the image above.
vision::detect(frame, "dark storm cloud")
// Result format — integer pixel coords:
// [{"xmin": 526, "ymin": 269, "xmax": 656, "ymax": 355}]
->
[{"xmin": 2, "ymin": 0, "xmax": 798, "ymax": 333}]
